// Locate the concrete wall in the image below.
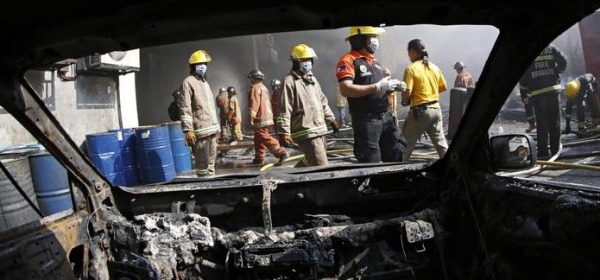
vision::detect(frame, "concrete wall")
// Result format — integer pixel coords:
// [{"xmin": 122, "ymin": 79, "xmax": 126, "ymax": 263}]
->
[{"xmin": 0, "ymin": 65, "xmax": 139, "ymax": 149}]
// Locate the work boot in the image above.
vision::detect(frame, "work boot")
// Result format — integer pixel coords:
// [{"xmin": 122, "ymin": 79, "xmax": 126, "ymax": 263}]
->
[
  {"xmin": 196, "ymin": 169, "xmax": 210, "ymax": 177},
  {"xmin": 252, "ymin": 158, "xmax": 264, "ymax": 165},
  {"xmin": 275, "ymin": 151, "xmax": 289, "ymax": 166},
  {"xmin": 525, "ymin": 123, "xmax": 536, "ymax": 133}
]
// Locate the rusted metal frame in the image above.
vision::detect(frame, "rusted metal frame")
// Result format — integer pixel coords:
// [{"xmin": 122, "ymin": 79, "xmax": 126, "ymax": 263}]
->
[{"xmin": 8, "ymin": 76, "xmax": 116, "ymax": 230}]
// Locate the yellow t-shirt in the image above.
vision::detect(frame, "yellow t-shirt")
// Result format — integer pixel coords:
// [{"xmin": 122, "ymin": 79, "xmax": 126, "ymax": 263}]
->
[{"xmin": 403, "ymin": 60, "xmax": 447, "ymax": 108}]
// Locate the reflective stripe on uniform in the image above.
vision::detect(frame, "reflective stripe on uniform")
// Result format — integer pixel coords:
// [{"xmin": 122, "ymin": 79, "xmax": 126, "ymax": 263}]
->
[
  {"xmin": 196, "ymin": 169, "xmax": 209, "ymax": 176},
  {"xmin": 194, "ymin": 125, "xmax": 220, "ymax": 135},
  {"xmin": 277, "ymin": 116, "xmax": 290, "ymax": 126},
  {"xmin": 529, "ymin": 84, "xmax": 562, "ymax": 96},
  {"xmin": 291, "ymin": 125, "xmax": 328, "ymax": 139}
]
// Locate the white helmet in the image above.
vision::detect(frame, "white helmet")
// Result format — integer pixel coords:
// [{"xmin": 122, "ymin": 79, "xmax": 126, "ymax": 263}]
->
[{"xmin": 508, "ymin": 136, "xmax": 528, "ymax": 152}]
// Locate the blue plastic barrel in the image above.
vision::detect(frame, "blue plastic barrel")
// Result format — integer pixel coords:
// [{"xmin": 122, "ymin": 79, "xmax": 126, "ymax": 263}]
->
[
  {"xmin": 0, "ymin": 148, "xmax": 40, "ymax": 230},
  {"xmin": 86, "ymin": 132, "xmax": 121, "ymax": 185},
  {"xmin": 109, "ymin": 128, "xmax": 140, "ymax": 186},
  {"xmin": 165, "ymin": 121, "xmax": 193, "ymax": 173},
  {"xmin": 28, "ymin": 152, "xmax": 73, "ymax": 216},
  {"xmin": 134, "ymin": 125, "xmax": 176, "ymax": 184}
]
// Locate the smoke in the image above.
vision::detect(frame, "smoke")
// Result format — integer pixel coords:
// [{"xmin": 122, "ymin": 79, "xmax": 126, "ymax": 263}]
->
[{"xmin": 139, "ymin": 24, "xmax": 584, "ymax": 127}]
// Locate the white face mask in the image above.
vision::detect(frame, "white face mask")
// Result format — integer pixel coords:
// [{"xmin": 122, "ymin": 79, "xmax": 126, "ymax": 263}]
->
[
  {"xmin": 299, "ymin": 60, "xmax": 313, "ymax": 74},
  {"xmin": 195, "ymin": 64, "xmax": 207, "ymax": 77},
  {"xmin": 367, "ymin": 37, "xmax": 379, "ymax": 53}
]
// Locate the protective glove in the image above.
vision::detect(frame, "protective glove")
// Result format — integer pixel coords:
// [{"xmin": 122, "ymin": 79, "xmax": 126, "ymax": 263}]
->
[
  {"xmin": 185, "ymin": 131, "xmax": 196, "ymax": 146},
  {"xmin": 393, "ymin": 81, "xmax": 407, "ymax": 92},
  {"xmin": 279, "ymin": 134, "xmax": 293, "ymax": 147},
  {"xmin": 374, "ymin": 76, "xmax": 401, "ymax": 94},
  {"xmin": 330, "ymin": 120, "xmax": 340, "ymax": 133}
]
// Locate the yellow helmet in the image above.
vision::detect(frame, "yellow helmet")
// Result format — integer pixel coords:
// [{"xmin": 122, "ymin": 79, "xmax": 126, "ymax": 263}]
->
[
  {"xmin": 188, "ymin": 50, "xmax": 211, "ymax": 64},
  {"xmin": 290, "ymin": 44, "xmax": 318, "ymax": 61},
  {"xmin": 565, "ymin": 80, "xmax": 580, "ymax": 101},
  {"xmin": 345, "ymin": 26, "xmax": 385, "ymax": 41}
]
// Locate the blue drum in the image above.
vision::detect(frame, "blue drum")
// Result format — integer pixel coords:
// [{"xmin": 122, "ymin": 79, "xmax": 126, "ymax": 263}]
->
[
  {"xmin": 165, "ymin": 121, "xmax": 193, "ymax": 173},
  {"xmin": 28, "ymin": 151, "xmax": 73, "ymax": 216},
  {"xmin": 109, "ymin": 128, "xmax": 140, "ymax": 186},
  {"xmin": 86, "ymin": 132, "xmax": 121, "ymax": 185},
  {"xmin": 134, "ymin": 125, "xmax": 176, "ymax": 184}
]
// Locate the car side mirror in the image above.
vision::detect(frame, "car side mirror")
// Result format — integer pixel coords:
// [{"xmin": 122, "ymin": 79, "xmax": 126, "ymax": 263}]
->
[{"xmin": 490, "ymin": 134, "xmax": 537, "ymax": 171}]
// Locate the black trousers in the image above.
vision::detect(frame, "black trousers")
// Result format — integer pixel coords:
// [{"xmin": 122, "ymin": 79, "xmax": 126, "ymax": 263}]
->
[
  {"xmin": 531, "ymin": 92, "xmax": 561, "ymax": 157},
  {"xmin": 350, "ymin": 111, "xmax": 407, "ymax": 163},
  {"xmin": 565, "ymin": 94, "xmax": 586, "ymax": 127}
]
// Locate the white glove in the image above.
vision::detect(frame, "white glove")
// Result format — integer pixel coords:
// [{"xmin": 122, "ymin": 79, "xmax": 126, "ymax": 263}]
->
[
  {"xmin": 395, "ymin": 81, "xmax": 407, "ymax": 92},
  {"xmin": 375, "ymin": 76, "xmax": 401, "ymax": 94}
]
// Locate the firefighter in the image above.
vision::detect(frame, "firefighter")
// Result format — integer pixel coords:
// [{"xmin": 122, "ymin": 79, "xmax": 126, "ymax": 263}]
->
[
  {"xmin": 168, "ymin": 89, "xmax": 181, "ymax": 121},
  {"xmin": 383, "ymin": 68, "xmax": 399, "ymax": 123},
  {"xmin": 178, "ymin": 49, "xmax": 220, "ymax": 176},
  {"xmin": 335, "ymin": 85, "xmax": 350, "ymax": 127},
  {"xmin": 276, "ymin": 43, "xmax": 339, "ymax": 167},
  {"xmin": 215, "ymin": 87, "xmax": 230, "ymax": 142},
  {"xmin": 336, "ymin": 26, "xmax": 407, "ymax": 163},
  {"xmin": 453, "ymin": 61, "xmax": 475, "ymax": 89},
  {"xmin": 226, "ymin": 86, "xmax": 244, "ymax": 144},
  {"xmin": 520, "ymin": 87, "xmax": 537, "ymax": 133},
  {"xmin": 507, "ymin": 137, "xmax": 530, "ymax": 164},
  {"xmin": 518, "ymin": 44, "xmax": 567, "ymax": 159},
  {"xmin": 563, "ymin": 73, "xmax": 598, "ymax": 134},
  {"xmin": 247, "ymin": 69, "xmax": 288, "ymax": 165},
  {"xmin": 270, "ymin": 79, "xmax": 282, "ymax": 124}
]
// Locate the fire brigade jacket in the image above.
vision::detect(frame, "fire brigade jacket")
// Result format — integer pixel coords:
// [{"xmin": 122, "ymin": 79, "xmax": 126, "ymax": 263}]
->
[
  {"xmin": 248, "ymin": 82, "xmax": 275, "ymax": 129},
  {"xmin": 228, "ymin": 94, "xmax": 242, "ymax": 126},
  {"xmin": 178, "ymin": 74, "xmax": 220, "ymax": 137},
  {"xmin": 519, "ymin": 44, "xmax": 567, "ymax": 98},
  {"xmin": 276, "ymin": 70, "xmax": 335, "ymax": 141}
]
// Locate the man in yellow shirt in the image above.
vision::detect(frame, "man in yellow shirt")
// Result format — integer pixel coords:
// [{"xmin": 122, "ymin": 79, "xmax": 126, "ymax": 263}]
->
[{"xmin": 400, "ymin": 39, "xmax": 449, "ymax": 161}]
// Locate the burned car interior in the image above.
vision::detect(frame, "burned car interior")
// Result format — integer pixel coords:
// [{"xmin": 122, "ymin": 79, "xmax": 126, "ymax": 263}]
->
[{"xmin": 2, "ymin": 1, "xmax": 600, "ymax": 279}]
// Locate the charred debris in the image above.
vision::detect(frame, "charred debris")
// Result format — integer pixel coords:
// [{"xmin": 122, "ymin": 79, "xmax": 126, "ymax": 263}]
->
[
  {"xmin": 91, "ymin": 168, "xmax": 600, "ymax": 280},
  {"xmin": 98, "ymin": 166, "xmax": 444, "ymax": 279},
  {"xmin": 104, "ymin": 208, "xmax": 440, "ymax": 279}
]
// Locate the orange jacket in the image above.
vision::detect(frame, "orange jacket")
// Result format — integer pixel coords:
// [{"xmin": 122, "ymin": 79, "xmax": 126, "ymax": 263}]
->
[{"xmin": 247, "ymin": 81, "xmax": 274, "ymax": 128}]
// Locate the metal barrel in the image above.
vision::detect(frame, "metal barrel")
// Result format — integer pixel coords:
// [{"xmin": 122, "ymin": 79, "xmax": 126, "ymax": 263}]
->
[
  {"xmin": 28, "ymin": 151, "xmax": 73, "ymax": 216},
  {"xmin": 0, "ymin": 147, "xmax": 40, "ymax": 230},
  {"xmin": 448, "ymin": 87, "xmax": 472, "ymax": 140},
  {"xmin": 165, "ymin": 121, "xmax": 193, "ymax": 173},
  {"xmin": 134, "ymin": 125, "xmax": 176, "ymax": 184},
  {"xmin": 86, "ymin": 132, "xmax": 122, "ymax": 185},
  {"xmin": 108, "ymin": 128, "xmax": 140, "ymax": 186}
]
